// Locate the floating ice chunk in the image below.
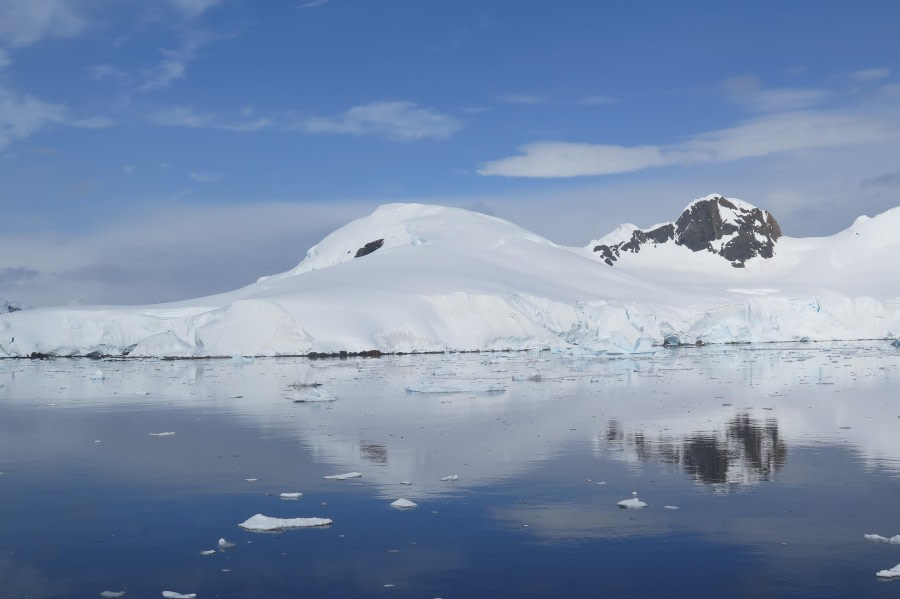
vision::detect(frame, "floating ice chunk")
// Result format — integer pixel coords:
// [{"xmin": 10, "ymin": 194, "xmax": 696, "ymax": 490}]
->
[
  {"xmin": 292, "ymin": 389, "xmax": 336, "ymax": 402},
  {"xmin": 391, "ymin": 498, "xmax": 418, "ymax": 508},
  {"xmin": 89, "ymin": 370, "xmax": 106, "ymax": 380},
  {"xmin": 399, "ymin": 481, "xmax": 412, "ymax": 485},
  {"xmin": 238, "ymin": 514, "xmax": 332, "ymax": 531},
  {"xmin": 230, "ymin": 355, "xmax": 251, "ymax": 364},
  {"xmin": 876, "ymin": 563, "xmax": 900, "ymax": 578},
  {"xmin": 100, "ymin": 592, "xmax": 125, "ymax": 598},
  {"xmin": 617, "ymin": 491, "xmax": 647, "ymax": 509},
  {"xmin": 865, "ymin": 533, "xmax": 900, "ymax": 544},
  {"xmin": 149, "ymin": 432, "xmax": 175, "ymax": 437},
  {"xmin": 405, "ymin": 381, "xmax": 506, "ymax": 394},
  {"xmin": 244, "ymin": 478, "xmax": 258, "ymax": 482},
  {"xmin": 218, "ymin": 538, "xmax": 236, "ymax": 549},
  {"xmin": 440, "ymin": 474, "xmax": 458, "ymax": 481},
  {"xmin": 323, "ymin": 472, "xmax": 362, "ymax": 480},
  {"xmin": 162, "ymin": 593, "xmax": 196, "ymax": 599},
  {"xmin": 280, "ymin": 492, "xmax": 303, "ymax": 500},
  {"xmin": 199, "ymin": 549, "xmax": 216, "ymax": 555},
  {"xmin": 664, "ymin": 505, "xmax": 680, "ymax": 510}
]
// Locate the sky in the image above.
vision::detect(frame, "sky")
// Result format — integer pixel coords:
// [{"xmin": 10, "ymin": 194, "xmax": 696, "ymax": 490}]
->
[{"xmin": 1, "ymin": 0, "xmax": 899, "ymax": 307}]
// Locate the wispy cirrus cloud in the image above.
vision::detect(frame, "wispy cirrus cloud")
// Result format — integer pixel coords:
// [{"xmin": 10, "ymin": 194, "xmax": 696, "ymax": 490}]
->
[
  {"xmin": 493, "ymin": 94, "xmax": 546, "ymax": 105},
  {"xmin": 167, "ymin": 0, "xmax": 221, "ymax": 18},
  {"xmin": 148, "ymin": 106, "xmax": 273, "ymax": 132},
  {"xmin": 297, "ymin": 0, "xmax": 331, "ymax": 9},
  {"xmin": 188, "ymin": 170, "xmax": 221, "ymax": 183},
  {"xmin": 293, "ymin": 101, "xmax": 463, "ymax": 141},
  {"xmin": 0, "ymin": 0, "xmax": 86, "ymax": 47},
  {"xmin": 478, "ymin": 109, "xmax": 890, "ymax": 178},
  {"xmin": 850, "ymin": 67, "xmax": 891, "ymax": 82},
  {"xmin": 139, "ymin": 31, "xmax": 219, "ymax": 92},
  {"xmin": 722, "ymin": 75, "xmax": 829, "ymax": 113}
]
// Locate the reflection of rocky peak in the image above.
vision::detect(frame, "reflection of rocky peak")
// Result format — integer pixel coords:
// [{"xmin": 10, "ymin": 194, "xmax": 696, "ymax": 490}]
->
[
  {"xmin": 593, "ymin": 195, "xmax": 782, "ymax": 268},
  {"xmin": 607, "ymin": 413, "xmax": 787, "ymax": 491}
]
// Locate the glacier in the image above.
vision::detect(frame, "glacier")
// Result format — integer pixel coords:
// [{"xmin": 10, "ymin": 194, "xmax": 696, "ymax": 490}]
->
[{"xmin": 1, "ymin": 195, "xmax": 899, "ymax": 358}]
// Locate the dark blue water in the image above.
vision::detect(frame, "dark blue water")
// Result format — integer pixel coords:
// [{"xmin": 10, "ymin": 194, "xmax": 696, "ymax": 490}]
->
[{"xmin": 1, "ymin": 344, "xmax": 899, "ymax": 597}]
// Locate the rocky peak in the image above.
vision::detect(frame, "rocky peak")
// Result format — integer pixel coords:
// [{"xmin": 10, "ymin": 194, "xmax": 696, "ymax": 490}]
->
[{"xmin": 593, "ymin": 195, "xmax": 782, "ymax": 268}]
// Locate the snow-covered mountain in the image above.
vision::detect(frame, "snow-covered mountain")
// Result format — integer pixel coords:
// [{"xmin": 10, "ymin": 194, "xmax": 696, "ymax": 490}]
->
[
  {"xmin": 1, "ymin": 299, "xmax": 30, "ymax": 314},
  {"xmin": 591, "ymin": 194, "xmax": 782, "ymax": 267},
  {"xmin": 1, "ymin": 196, "xmax": 899, "ymax": 358}
]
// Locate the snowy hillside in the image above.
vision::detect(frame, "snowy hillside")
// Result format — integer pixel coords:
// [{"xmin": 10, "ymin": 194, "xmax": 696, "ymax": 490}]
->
[{"xmin": 1, "ymin": 197, "xmax": 899, "ymax": 358}]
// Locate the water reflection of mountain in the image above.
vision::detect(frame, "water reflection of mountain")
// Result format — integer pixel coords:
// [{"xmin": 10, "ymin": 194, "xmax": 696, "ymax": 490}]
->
[{"xmin": 607, "ymin": 414, "xmax": 787, "ymax": 490}]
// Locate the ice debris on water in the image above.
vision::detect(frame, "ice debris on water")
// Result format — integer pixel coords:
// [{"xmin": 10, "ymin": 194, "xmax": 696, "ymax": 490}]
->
[
  {"xmin": 617, "ymin": 491, "xmax": 648, "ymax": 509},
  {"xmin": 149, "ymin": 432, "xmax": 175, "ymax": 436},
  {"xmin": 199, "ymin": 549, "xmax": 216, "ymax": 556},
  {"xmin": 664, "ymin": 505, "xmax": 680, "ymax": 510},
  {"xmin": 865, "ymin": 533, "xmax": 900, "ymax": 544},
  {"xmin": 89, "ymin": 370, "xmax": 106, "ymax": 380},
  {"xmin": 238, "ymin": 514, "xmax": 332, "ymax": 531},
  {"xmin": 440, "ymin": 474, "xmax": 458, "ymax": 481},
  {"xmin": 280, "ymin": 492, "xmax": 303, "ymax": 500},
  {"xmin": 323, "ymin": 472, "xmax": 362, "ymax": 480},
  {"xmin": 100, "ymin": 592, "xmax": 125, "ymax": 598},
  {"xmin": 292, "ymin": 389, "xmax": 336, "ymax": 402},
  {"xmin": 218, "ymin": 538, "xmax": 236, "ymax": 549},
  {"xmin": 399, "ymin": 481, "xmax": 412, "ymax": 485},
  {"xmin": 876, "ymin": 563, "xmax": 900, "ymax": 578},
  {"xmin": 162, "ymin": 593, "xmax": 196, "ymax": 599},
  {"xmin": 391, "ymin": 498, "xmax": 418, "ymax": 508},
  {"xmin": 405, "ymin": 381, "xmax": 506, "ymax": 394}
]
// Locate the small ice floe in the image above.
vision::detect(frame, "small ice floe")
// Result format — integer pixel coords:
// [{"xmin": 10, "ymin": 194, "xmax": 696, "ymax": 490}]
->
[
  {"xmin": 100, "ymin": 592, "xmax": 125, "ymax": 598},
  {"xmin": 245, "ymin": 478, "xmax": 258, "ymax": 482},
  {"xmin": 390, "ymin": 498, "xmax": 418, "ymax": 509},
  {"xmin": 199, "ymin": 549, "xmax": 216, "ymax": 556},
  {"xmin": 217, "ymin": 538, "xmax": 236, "ymax": 550},
  {"xmin": 405, "ymin": 381, "xmax": 506, "ymax": 394},
  {"xmin": 323, "ymin": 472, "xmax": 362, "ymax": 480},
  {"xmin": 280, "ymin": 492, "xmax": 303, "ymax": 500},
  {"xmin": 876, "ymin": 563, "xmax": 900, "ymax": 578},
  {"xmin": 617, "ymin": 491, "xmax": 647, "ymax": 509},
  {"xmin": 292, "ymin": 389, "xmax": 336, "ymax": 403},
  {"xmin": 399, "ymin": 481, "xmax": 412, "ymax": 486},
  {"xmin": 162, "ymin": 592, "xmax": 196, "ymax": 599},
  {"xmin": 229, "ymin": 394, "xmax": 243, "ymax": 399},
  {"xmin": 89, "ymin": 370, "xmax": 106, "ymax": 380},
  {"xmin": 440, "ymin": 474, "xmax": 458, "ymax": 481},
  {"xmin": 238, "ymin": 514, "xmax": 332, "ymax": 531},
  {"xmin": 865, "ymin": 533, "xmax": 900, "ymax": 544},
  {"xmin": 664, "ymin": 505, "xmax": 680, "ymax": 510},
  {"xmin": 230, "ymin": 355, "xmax": 251, "ymax": 364},
  {"xmin": 149, "ymin": 432, "xmax": 175, "ymax": 437}
]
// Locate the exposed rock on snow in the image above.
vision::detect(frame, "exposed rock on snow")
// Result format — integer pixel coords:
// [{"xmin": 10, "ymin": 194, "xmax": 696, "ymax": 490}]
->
[
  {"xmin": 355, "ymin": 238, "xmax": 385, "ymax": 258},
  {"xmin": 238, "ymin": 514, "xmax": 332, "ymax": 531},
  {"xmin": 592, "ymin": 195, "xmax": 782, "ymax": 267},
  {"xmin": 1, "ymin": 299, "xmax": 30, "ymax": 313}
]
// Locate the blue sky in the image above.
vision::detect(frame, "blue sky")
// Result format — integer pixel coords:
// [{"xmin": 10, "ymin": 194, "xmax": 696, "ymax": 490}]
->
[{"xmin": 2, "ymin": 0, "xmax": 900, "ymax": 306}]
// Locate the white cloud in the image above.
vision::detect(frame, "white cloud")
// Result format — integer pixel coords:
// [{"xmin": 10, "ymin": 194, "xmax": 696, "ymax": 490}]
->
[
  {"xmin": 72, "ymin": 116, "xmax": 114, "ymax": 128},
  {"xmin": 296, "ymin": 101, "xmax": 462, "ymax": 141},
  {"xmin": 0, "ymin": 0, "xmax": 86, "ymax": 47},
  {"xmin": 139, "ymin": 31, "xmax": 219, "ymax": 92},
  {"xmin": 148, "ymin": 106, "xmax": 273, "ymax": 132},
  {"xmin": 850, "ymin": 67, "xmax": 891, "ymax": 82},
  {"xmin": 722, "ymin": 75, "xmax": 829, "ymax": 113},
  {"xmin": 0, "ymin": 87, "xmax": 67, "ymax": 150},
  {"xmin": 0, "ymin": 49, "xmax": 9, "ymax": 70},
  {"xmin": 167, "ymin": 0, "xmax": 221, "ymax": 18},
  {"xmin": 577, "ymin": 95, "xmax": 617, "ymax": 106},
  {"xmin": 188, "ymin": 170, "xmax": 220, "ymax": 183},
  {"xmin": 297, "ymin": 0, "xmax": 331, "ymax": 9},
  {"xmin": 494, "ymin": 95, "xmax": 546, "ymax": 105},
  {"xmin": 478, "ymin": 110, "xmax": 891, "ymax": 178}
]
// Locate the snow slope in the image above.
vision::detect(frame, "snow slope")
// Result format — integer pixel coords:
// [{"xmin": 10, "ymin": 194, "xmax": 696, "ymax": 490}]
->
[{"xmin": 1, "ymin": 198, "xmax": 899, "ymax": 358}]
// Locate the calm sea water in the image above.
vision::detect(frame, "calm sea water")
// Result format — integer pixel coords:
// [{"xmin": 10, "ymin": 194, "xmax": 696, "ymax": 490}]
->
[{"xmin": 1, "ymin": 343, "xmax": 899, "ymax": 598}]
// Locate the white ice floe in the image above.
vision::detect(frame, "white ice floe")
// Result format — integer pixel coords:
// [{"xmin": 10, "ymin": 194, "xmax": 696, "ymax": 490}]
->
[
  {"xmin": 280, "ymin": 492, "xmax": 303, "ymax": 500},
  {"xmin": 199, "ymin": 549, "xmax": 216, "ymax": 555},
  {"xmin": 876, "ymin": 563, "xmax": 900, "ymax": 578},
  {"xmin": 162, "ymin": 592, "xmax": 196, "ymax": 599},
  {"xmin": 238, "ymin": 514, "xmax": 332, "ymax": 531},
  {"xmin": 323, "ymin": 472, "xmax": 362, "ymax": 480},
  {"xmin": 617, "ymin": 491, "xmax": 647, "ymax": 509},
  {"xmin": 148, "ymin": 432, "xmax": 175, "ymax": 436},
  {"xmin": 399, "ymin": 481, "xmax": 412, "ymax": 485},
  {"xmin": 89, "ymin": 370, "xmax": 106, "ymax": 380},
  {"xmin": 664, "ymin": 505, "xmax": 680, "ymax": 510},
  {"xmin": 391, "ymin": 498, "xmax": 418, "ymax": 508},
  {"xmin": 218, "ymin": 538, "xmax": 236, "ymax": 549},
  {"xmin": 100, "ymin": 592, "xmax": 125, "ymax": 598},
  {"xmin": 292, "ymin": 389, "xmax": 336, "ymax": 402},
  {"xmin": 405, "ymin": 381, "xmax": 506, "ymax": 394},
  {"xmin": 440, "ymin": 474, "xmax": 458, "ymax": 481},
  {"xmin": 865, "ymin": 533, "xmax": 900, "ymax": 544}
]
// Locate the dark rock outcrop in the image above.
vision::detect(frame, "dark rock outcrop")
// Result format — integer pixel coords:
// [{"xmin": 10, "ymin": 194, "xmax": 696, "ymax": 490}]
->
[
  {"xmin": 593, "ymin": 196, "xmax": 782, "ymax": 267},
  {"xmin": 355, "ymin": 238, "xmax": 385, "ymax": 258}
]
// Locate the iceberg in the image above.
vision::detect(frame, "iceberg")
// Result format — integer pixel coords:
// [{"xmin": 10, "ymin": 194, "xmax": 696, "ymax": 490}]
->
[
  {"xmin": 390, "ymin": 498, "xmax": 418, "ymax": 508},
  {"xmin": 617, "ymin": 492, "xmax": 647, "ymax": 509},
  {"xmin": 323, "ymin": 471, "xmax": 362, "ymax": 480},
  {"xmin": 238, "ymin": 514, "xmax": 332, "ymax": 531},
  {"xmin": 876, "ymin": 563, "xmax": 900, "ymax": 578}
]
